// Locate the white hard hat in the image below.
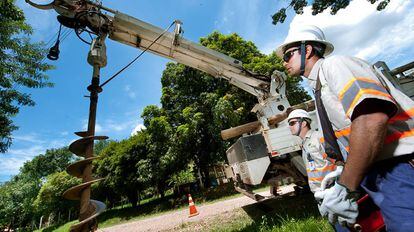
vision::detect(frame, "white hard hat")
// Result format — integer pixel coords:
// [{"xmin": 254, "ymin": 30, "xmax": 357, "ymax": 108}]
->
[
  {"xmin": 287, "ymin": 109, "xmax": 311, "ymax": 121},
  {"xmin": 276, "ymin": 25, "xmax": 334, "ymax": 58}
]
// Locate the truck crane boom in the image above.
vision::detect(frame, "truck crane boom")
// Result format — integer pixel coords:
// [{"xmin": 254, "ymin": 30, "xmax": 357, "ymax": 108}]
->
[
  {"xmin": 25, "ymin": 0, "xmax": 285, "ymax": 101},
  {"xmin": 110, "ymin": 12, "xmax": 271, "ymax": 98}
]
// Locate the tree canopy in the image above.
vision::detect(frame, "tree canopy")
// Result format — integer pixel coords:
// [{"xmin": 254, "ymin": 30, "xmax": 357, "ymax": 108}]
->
[
  {"xmin": 0, "ymin": 147, "xmax": 74, "ymax": 230},
  {"xmin": 272, "ymin": 0, "xmax": 391, "ymax": 25},
  {"xmin": 95, "ymin": 134, "xmax": 151, "ymax": 208},
  {"xmin": 0, "ymin": 0, "xmax": 53, "ymax": 153},
  {"xmin": 19, "ymin": 147, "xmax": 75, "ymax": 180},
  {"xmin": 33, "ymin": 171, "xmax": 80, "ymax": 219}
]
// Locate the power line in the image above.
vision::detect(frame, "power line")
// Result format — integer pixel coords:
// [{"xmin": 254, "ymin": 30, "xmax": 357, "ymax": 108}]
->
[
  {"xmin": 44, "ymin": 27, "xmax": 69, "ymax": 48},
  {"xmin": 60, "ymin": 29, "xmax": 73, "ymax": 42},
  {"xmin": 39, "ymin": 28, "xmax": 72, "ymax": 64},
  {"xmin": 99, "ymin": 21, "xmax": 176, "ymax": 88},
  {"xmin": 43, "ymin": 29, "xmax": 59, "ymax": 48}
]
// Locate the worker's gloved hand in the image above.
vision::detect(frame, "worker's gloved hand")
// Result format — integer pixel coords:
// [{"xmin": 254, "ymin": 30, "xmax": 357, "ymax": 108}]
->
[
  {"xmin": 318, "ymin": 181, "xmax": 359, "ymax": 226},
  {"xmin": 314, "ymin": 165, "xmax": 343, "ymax": 202},
  {"xmin": 314, "ymin": 190, "xmax": 326, "ymax": 203},
  {"xmin": 320, "ymin": 165, "xmax": 343, "ymax": 190}
]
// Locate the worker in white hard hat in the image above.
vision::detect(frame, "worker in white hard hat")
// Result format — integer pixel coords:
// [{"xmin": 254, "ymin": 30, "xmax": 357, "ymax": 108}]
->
[
  {"xmin": 287, "ymin": 109, "xmax": 337, "ymax": 193},
  {"xmin": 288, "ymin": 109, "xmax": 348, "ymax": 232},
  {"xmin": 277, "ymin": 25, "xmax": 414, "ymax": 231}
]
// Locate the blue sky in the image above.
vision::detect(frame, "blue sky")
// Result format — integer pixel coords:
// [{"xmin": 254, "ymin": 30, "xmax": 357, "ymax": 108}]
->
[{"xmin": 2, "ymin": 0, "xmax": 413, "ymax": 182}]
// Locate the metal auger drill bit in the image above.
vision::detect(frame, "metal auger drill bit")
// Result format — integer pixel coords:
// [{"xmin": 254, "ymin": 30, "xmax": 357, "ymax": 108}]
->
[{"xmin": 63, "ymin": 35, "xmax": 108, "ymax": 232}]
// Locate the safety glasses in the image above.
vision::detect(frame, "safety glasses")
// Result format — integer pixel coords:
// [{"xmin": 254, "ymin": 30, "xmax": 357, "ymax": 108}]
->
[
  {"xmin": 283, "ymin": 48, "xmax": 300, "ymax": 62},
  {"xmin": 288, "ymin": 120, "xmax": 299, "ymax": 126}
]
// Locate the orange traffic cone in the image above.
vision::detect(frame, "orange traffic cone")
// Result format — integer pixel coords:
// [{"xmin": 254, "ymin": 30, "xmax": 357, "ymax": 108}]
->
[{"xmin": 188, "ymin": 194, "xmax": 199, "ymax": 217}]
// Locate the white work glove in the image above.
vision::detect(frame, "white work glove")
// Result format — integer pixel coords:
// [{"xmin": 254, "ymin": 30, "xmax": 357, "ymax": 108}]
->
[
  {"xmin": 318, "ymin": 181, "xmax": 359, "ymax": 226},
  {"xmin": 314, "ymin": 165, "xmax": 343, "ymax": 202}
]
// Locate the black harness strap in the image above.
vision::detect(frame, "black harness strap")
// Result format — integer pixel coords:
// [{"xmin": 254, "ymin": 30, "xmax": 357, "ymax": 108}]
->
[
  {"xmin": 315, "ymin": 74, "xmax": 344, "ymax": 163},
  {"xmin": 300, "ymin": 42, "xmax": 306, "ymax": 76}
]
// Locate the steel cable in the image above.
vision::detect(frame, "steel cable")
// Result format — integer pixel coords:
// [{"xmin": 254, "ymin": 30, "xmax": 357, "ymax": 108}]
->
[{"xmin": 99, "ymin": 21, "xmax": 176, "ymax": 88}]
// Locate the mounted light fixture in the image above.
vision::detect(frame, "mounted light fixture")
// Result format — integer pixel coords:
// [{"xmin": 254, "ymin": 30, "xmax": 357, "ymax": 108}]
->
[{"xmin": 47, "ymin": 24, "xmax": 62, "ymax": 61}]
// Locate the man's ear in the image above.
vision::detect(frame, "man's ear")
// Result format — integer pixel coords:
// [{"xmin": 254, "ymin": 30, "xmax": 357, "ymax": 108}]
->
[
  {"xmin": 305, "ymin": 45, "xmax": 313, "ymax": 59},
  {"xmin": 301, "ymin": 121, "xmax": 307, "ymax": 128}
]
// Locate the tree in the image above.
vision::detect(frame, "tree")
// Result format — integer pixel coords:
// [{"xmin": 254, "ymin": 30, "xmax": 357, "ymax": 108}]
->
[
  {"xmin": 94, "ymin": 139, "xmax": 111, "ymax": 156},
  {"xmin": 95, "ymin": 133, "xmax": 151, "ymax": 207},
  {"xmin": 0, "ymin": 0, "xmax": 53, "ymax": 153},
  {"xmin": 160, "ymin": 32, "xmax": 310, "ymax": 188},
  {"xmin": 168, "ymin": 163, "xmax": 196, "ymax": 189},
  {"xmin": 0, "ymin": 172, "xmax": 44, "ymax": 231},
  {"xmin": 142, "ymin": 106, "xmax": 177, "ymax": 198},
  {"xmin": 272, "ymin": 0, "xmax": 391, "ymax": 25},
  {"xmin": 94, "ymin": 141, "xmax": 123, "ymax": 206},
  {"xmin": 19, "ymin": 147, "xmax": 75, "ymax": 180},
  {"xmin": 0, "ymin": 147, "xmax": 75, "ymax": 231},
  {"xmin": 33, "ymin": 171, "xmax": 80, "ymax": 223}
]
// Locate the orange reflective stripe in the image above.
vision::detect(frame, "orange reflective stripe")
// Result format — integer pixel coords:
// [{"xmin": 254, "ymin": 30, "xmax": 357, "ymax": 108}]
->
[
  {"xmin": 346, "ymin": 89, "xmax": 394, "ymax": 117},
  {"xmin": 309, "ymin": 177, "xmax": 324, "ymax": 182},
  {"xmin": 306, "ymin": 164, "xmax": 336, "ymax": 173},
  {"xmin": 385, "ymin": 128, "xmax": 414, "ymax": 144},
  {"xmin": 339, "ymin": 77, "xmax": 384, "ymax": 100},
  {"xmin": 335, "ymin": 127, "xmax": 351, "ymax": 138},
  {"xmin": 388, "ymin": 107, "xmax": 414, "ymax": 124},
  {"xmin": 339, "ymin": 79, "xmax": 357, "ymax": 100},
  {"xmin": 308, "ymin": 164, "xmax": 337, "ymax": 181},
  {"xmin": 319, "ymin": 127, "xmax": 351, "ymax": 143}
]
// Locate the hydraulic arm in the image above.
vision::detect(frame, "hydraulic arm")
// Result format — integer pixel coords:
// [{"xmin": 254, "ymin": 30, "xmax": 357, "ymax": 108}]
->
[{"xmin": 25, "ymin": 0, "xmax": 287, "ymax": 102}]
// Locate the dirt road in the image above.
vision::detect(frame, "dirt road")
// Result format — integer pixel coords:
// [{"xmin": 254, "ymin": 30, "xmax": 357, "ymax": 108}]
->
[{"xmin": 101, "ymin": 185, "xmax": 295, "ymax": 232}]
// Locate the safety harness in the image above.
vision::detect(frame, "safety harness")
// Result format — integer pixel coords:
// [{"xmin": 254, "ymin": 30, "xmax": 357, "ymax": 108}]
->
[
  {"xmin": 314, "ymin": 76, "xmax": 344, "ymax": 164},
  {"xmin": 294, "ymin": 118, "xmax": 304, "ymax": 137},
  {"xmin": 300, "ymin": 41, "xmax": 306, "ymax": 76}
]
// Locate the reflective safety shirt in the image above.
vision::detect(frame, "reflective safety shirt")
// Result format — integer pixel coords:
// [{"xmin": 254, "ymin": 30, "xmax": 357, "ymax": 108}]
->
[
  {"xmin": 302, "ymin": 130, "xmax": 337, "ymax": 193},
  {"xmin": 307, "ymin": 56, "xmax": 414, "ymax": 161}
]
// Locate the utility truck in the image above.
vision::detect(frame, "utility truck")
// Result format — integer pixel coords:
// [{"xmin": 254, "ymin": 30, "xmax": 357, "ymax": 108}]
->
[{"xmin": 26, "ymin": 0, "xmax": 414, "ymax": 231}]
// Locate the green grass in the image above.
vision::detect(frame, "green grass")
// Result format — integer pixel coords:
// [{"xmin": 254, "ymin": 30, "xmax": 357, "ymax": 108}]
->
[
  {"xmin": 212, "ymin": 215, "xmax": 332, "ymax": 232},
  {"xmin": 175, "ymin": 193, "xmax": 333, "ymax": 232},
  {"xmin": 34, "ymin": 221, "xmax": 76, "ymax": 232}
]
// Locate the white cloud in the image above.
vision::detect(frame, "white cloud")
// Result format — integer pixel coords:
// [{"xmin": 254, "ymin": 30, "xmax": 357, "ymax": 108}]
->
[
  {"xmin": 7, "ymin": 145, "xmax": 45, "ymax": 158},
  {"xmin": 105, "ymin": 119, "xmax": 135, "ymax": 132},
  {"xmin": 82, "ymin": 118, "xmax": 140, "ymax": 135},
  {"xmin": 131, "ymin": 123, "xmax": 146, "ymax": 136},
  {"xmin": 0, "ymin": 155, "xmax": 33, "ymax": 177},
  {"xmin": 261, "ymin": 41, "xmax": 280, "ymax": 55},
  {"xmin": 48, "ymin": 139, "xmax": 69, "ymax": 148},
  {"xmin": 124, "ymin": 85, "xmax": 137, "ymax": 99},
  {"xmin": 2, "ymin": 130, "xmax": 73, "ymax": 179},
  {"xmin": 82, "ymin": 121, "xmax": 104, "ymax": 134},
  {"xmin": 60, "ymin": 131, "xmax": 69, "ymax": 136},
  {"xmin": 13, "ymin": 134, "xmax": 45, "ymax": 143},
  {"xmin": 124, "ymin": 108, "xmax": 142, "ymax": 117},
  {"xmin": 213, "ymin": 1, "xmax": 290, "ymax": 56},
  {"xmin": 287, "ymin": 0, "xmax": 414, "ymax": 65},
  {"xmin": 215, "ymin": 0, "xmax": 263, "ymax": 39},
  {"xmin": 95, "ymin": 123, "xmax": 104, "ymax": 133}
]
